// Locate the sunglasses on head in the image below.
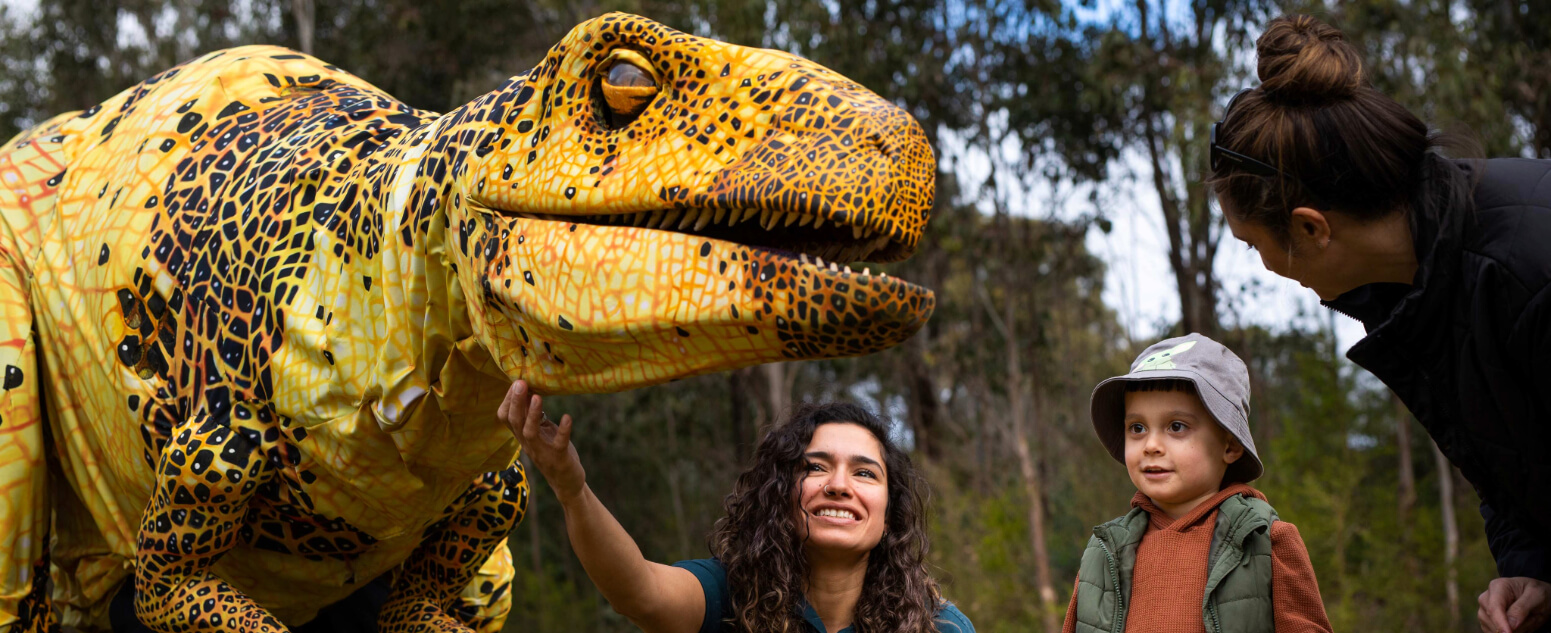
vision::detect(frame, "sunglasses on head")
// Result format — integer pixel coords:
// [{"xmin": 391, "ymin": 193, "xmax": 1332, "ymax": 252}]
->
[{"xmin": 1209, "ymin": 89, "xmax": 1289, "ymax": 179}]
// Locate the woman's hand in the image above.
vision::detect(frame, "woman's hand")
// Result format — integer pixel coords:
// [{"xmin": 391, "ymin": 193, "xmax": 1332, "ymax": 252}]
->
[
  {"xmin": 495, "ymin": 380, "xmax": 706, "ymax": 633},
  {"xmin": 499, "ymin": 380, "xmax": 586, "ymax": 505},
  {"xmin": 1478, "ymin": 576, "xmax": 1551, "ymax": 633}
]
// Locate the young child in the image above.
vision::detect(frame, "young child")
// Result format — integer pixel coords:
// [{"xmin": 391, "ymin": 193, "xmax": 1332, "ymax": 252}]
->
[{"xmin": 1061, "ymin": 333, "xmax": 1332, "ymax": 633}]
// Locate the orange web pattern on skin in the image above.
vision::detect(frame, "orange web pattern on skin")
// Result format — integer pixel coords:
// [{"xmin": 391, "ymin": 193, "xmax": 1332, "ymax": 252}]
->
[{"xmin": 0, "ymin": 11, "xmax": 933, "ymax": 632}]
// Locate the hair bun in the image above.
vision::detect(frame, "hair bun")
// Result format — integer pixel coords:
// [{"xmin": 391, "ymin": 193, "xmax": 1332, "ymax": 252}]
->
[{"xmin": 1256, "ymin": 15, "xmax": 1364, "ymax": 104}]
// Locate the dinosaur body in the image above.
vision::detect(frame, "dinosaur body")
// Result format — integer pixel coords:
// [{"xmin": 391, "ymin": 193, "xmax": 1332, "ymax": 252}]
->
[{"xmin": 0, "ymin": 13, "xmax": 934, "ymax": 632}]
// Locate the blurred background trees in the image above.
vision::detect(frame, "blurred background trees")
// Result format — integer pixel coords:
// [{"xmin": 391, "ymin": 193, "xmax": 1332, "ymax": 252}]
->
[{"xmin": 1, "ymin": 0, "xmax": 1540, "ymax": 629}]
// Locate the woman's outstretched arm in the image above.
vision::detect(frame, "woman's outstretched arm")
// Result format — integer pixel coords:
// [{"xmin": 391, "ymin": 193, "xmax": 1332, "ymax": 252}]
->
[{"xmin": 500, "ymin": 381, "xmax": 708, "ymax": 633}]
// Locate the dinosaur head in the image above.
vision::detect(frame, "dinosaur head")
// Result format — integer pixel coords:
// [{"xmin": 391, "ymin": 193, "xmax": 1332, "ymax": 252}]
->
[{"xmin": 435, "ymin": 13, "xmax": 936, "ymax": 394}]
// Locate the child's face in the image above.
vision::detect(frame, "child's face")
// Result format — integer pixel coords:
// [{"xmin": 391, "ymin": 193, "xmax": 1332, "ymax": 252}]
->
[{"xmin": 1123, "ymin": 388, "xmax": 1244, "ymax": 518}]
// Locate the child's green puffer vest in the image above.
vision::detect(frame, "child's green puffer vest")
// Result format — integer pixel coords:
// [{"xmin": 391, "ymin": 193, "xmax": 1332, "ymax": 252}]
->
[{"xmin": 1072, "ymin": 494, "xmax": 1277, "ymax": 633}]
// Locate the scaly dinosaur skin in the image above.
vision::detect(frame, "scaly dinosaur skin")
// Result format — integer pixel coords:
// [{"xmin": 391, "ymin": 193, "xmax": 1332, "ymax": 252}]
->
[{"xmin": 0, "ymin": 12, "xmax": 935, "ymax": 633}]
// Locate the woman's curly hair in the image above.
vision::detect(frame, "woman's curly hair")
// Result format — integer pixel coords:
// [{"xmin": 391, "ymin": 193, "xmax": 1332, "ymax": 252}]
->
[{"xmin": 707, "ymin": 402, "xmax": 941, "ymax": 633}]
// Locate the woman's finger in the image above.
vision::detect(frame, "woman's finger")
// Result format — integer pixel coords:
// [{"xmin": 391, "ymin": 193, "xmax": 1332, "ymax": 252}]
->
[
  {"xmin": 523, "ymin": 394, "xmax": 545, "ymax": 442},
  {"xmin": 557, "ymin": 413, "xmax": 574, "ymax": 447},
  {"xmin": 498, "ymin": 380, "xmax": 524, "ymax": 428},
  {"xmin": 1481, "ymin": 581, "xmax": 1516, "ymax": 633},
  {"xmin": 1506, "ymin": 580, "xmax": 1551, "ymax": 632}
]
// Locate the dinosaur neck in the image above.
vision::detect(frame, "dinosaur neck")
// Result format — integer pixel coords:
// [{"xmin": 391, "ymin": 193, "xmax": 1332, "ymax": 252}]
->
[{"xmin": 361, "ymin": 107, "xmax": 492, "ymax": 432}]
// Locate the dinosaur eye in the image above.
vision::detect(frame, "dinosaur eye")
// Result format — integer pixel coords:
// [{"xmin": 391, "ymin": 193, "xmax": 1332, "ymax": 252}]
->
[
  {"xmin": 598, "ymin": 50, "xmax": 659, "ymax": 128},
  {"xmin": 608, "ymin": 63, "xmax": 655, "ymax": 89}
]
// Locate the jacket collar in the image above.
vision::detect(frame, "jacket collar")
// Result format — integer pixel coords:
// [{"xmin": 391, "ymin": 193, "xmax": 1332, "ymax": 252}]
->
[{"xmin": 1131, "ymin": 483, "xmax": 1265, "ymax": 533}]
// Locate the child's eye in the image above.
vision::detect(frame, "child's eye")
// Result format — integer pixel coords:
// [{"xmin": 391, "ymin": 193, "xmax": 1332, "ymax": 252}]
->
[
  {"xmin": 1169, "ymin": 421, "xmax": 1188, "ymax": 432},
  {"xmin": 1128, "ymin": 423, "xmax": 1145, "ymax": 434}
]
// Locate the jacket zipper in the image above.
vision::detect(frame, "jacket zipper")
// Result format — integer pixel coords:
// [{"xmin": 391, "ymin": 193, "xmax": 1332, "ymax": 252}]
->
[
  {"xmin": 1205, "ymin": 518, "xmax": 1240, "ymax": 633},
  {"xmin": 1320, "ymin": 300, "xmax": 1362, "ymax": 323},
  {"xmin": 1096, "ymin": 537, "xmax": 1125, "ymax": 633}
]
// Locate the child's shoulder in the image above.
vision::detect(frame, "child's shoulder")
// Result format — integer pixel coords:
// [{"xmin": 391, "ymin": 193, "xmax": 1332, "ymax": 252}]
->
[{"xmin": 1267, "ymin": 517, "xmax": 1307, "ymax": 545}]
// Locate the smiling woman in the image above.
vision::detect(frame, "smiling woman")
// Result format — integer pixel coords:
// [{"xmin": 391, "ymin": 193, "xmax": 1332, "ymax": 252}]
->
[{"xmin": 499, "ymin": 381, "xmax": 973, "ymax": 633}]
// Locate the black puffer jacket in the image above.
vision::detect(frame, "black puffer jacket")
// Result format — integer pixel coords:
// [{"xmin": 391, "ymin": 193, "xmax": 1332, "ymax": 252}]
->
[{"xmin": 1326, "ymin": 157, "xmax": 1551, "ymax": 582}]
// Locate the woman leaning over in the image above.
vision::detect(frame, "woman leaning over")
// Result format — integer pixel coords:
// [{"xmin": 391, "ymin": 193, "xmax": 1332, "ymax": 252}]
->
[
  {"xmin": 1210, "ymin": 14, "xmax": 1551, "ymax": 633},
  {"xmin": 497, "ymin": 380, "xmax": 973, "ymax": 633}
]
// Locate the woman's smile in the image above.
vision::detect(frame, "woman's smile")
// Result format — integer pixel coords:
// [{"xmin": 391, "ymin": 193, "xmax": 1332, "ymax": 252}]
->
[{"xmin": 812, "ymin": 505, "xmax": 861, "ymax": 522}]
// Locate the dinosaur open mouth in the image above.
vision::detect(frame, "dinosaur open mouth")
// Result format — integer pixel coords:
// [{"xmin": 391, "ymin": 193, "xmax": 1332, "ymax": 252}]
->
[{"xmin": 509, "ymin": 208, "xmax": 900, "ymax": 264}]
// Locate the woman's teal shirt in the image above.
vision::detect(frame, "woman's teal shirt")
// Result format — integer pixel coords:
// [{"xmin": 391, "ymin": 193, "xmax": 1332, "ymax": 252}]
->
[{"xmin": 672, "ymin": 558, "xmax": 974, "ymax": 633}]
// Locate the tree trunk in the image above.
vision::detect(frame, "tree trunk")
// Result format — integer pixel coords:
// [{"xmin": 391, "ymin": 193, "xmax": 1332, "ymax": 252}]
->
[
  {"xmin": 1434, "ymin": 441, "xmax": 1461, "ymax": 630},
  {"xmin": 662, "ymin": 401, "xmax": 691, "ymax": 558},
  {"xmin": 1394, "ymin": 392, "xmax": 1418, "ymax": 534},
  {"xmin": 763, "ymin": 362, "xmax": 789, "ymax": 430},
  {"xmin": 1394, "ymin": 393, "xmax": 1421, "ymax": 629},
  {"xmin": 1128, "ymin": 0, "xmax": 1225, "ymax": 337},
  {"xmin": 290, "ymin": 0, "xmax": 315, "ymax": 55},
  {"xmin": 524, "ymin": 454, "xmax": 543, "ymax": 632},
  {"xmin": 1000, "ymin": 292, "xmax": 1059, "ymax": 633},
  {"xmin": 906, "ymin": 331, "xmax": 944, "ymax": 461},
  {"xmin": 729, "ymin": 368, "xmax": 755, "ymax": 462}
]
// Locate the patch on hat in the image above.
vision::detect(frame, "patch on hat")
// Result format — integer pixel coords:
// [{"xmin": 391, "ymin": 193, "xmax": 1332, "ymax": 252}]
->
[{"xmin": 1134, "ymin": 340, "xmax": 1197, "ymax": 371}]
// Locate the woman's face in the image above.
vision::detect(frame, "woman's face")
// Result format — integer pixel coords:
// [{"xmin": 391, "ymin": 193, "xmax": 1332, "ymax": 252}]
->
[
  {"xmin": 1224, "ymin": 206, "xmax": 1358, "ymax": 301},
  {"xmin": 793, "ymin": 422, "xmax": 890, "ymax": 559}
]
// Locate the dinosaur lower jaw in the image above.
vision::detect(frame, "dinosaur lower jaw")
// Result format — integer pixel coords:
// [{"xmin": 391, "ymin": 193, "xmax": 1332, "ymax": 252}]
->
[
  {"xmin": 507, "ymin": 207, "xmax": 904, "ymax": 264},
  {"xmin": 467, "ymin": 212, "xmax": 935, "ymax": 394}
]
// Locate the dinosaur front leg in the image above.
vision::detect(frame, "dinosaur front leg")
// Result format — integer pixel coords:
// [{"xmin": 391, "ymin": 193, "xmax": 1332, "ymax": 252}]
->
[
  {"xmin": 379, "ymin": 465, "xmax": 529, "ymax": 633},
  {"xmin": 134, "ymin": 408, "xmax": 284, "ymax": 632},
  {"xmin": 451, "ymin": 539, "xmax": 515, "ymax": 633}
]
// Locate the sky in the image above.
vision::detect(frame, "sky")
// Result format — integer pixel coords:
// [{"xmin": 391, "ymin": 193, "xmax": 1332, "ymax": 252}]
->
[{"xmin": 936, "ymin": 126, "xmax": 1371, "ymax": 357}]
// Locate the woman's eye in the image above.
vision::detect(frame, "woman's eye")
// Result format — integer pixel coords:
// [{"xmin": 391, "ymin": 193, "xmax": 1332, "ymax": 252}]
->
[
  {"xmin": 1245, "ymin": 242, "xmax": 1258, "ymax": 252},
  {"xmin": 855, "ymin": 469, "xmax": 877, "ymax": 479},
  {"xmin": 805, "ymin": 462, "xmax": 824, "ymax": 473}
]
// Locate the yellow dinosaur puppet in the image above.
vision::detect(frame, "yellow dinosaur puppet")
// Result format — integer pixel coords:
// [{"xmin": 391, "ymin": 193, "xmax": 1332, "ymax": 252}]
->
[{"xmin": 0, "ymin": 12, "xmax": 935, "ymax": 632}]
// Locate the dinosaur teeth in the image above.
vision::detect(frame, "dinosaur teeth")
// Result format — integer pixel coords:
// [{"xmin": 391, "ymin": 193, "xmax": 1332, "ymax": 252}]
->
[
  {"xmin": 760, "ymin": 209, "xmax": 774, "ymax": 229},
  {"xmin": 812, "ymin": 216, "xmax": 826, "ymax": 229},
  {"xmin": 694, "ymin": 210, "xmax": 712, "ymax": 231},
  {"xmin": 713, "ymin": 207, "xmax": 729, "ymax": 225},
  {"xmin": 797, "ymin": 214, "xmax": 813, "ymax": 227},
  {"xmin": 783, "ymin": 212, "xmax": 799, "ymax": 227},
  {"xmin": 851, "ymin": 224, "xmax": 865, "ymax": 239},
  {"xmin": 662, "ymin": 209, "xmax": 682, "ymax": 228}
]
